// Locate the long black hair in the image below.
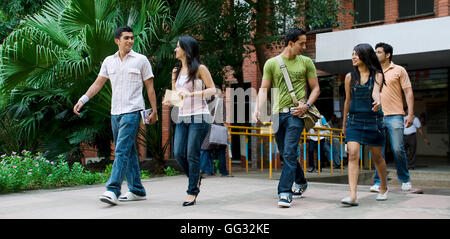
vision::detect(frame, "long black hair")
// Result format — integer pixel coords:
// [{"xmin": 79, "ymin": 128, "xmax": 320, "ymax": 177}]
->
[
  {"xmin": 352, "ymin": 43, "xmax": 385, "ymax": 88},
  {"xmin": 175, "ymin": 36, "xmax": 201, "ymax": 83}
]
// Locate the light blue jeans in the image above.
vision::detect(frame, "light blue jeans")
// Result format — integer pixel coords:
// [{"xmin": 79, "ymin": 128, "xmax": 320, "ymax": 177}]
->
[
  {"xmin": 373, "ymin": 115, "xmax": 410, "ymax": 185},
  {"xmin": 106, "ymin": 111, "xmax": 146, "ymax": 197}
]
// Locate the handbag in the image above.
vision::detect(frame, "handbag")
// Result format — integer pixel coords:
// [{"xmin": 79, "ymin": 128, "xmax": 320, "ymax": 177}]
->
[
  {"xmin": 201, "ymin": 97, "xmax": 228, "ymax": 150},
  {"xmin": 276, "ymin": 55, "xmax": 321, "ymax": 131}
]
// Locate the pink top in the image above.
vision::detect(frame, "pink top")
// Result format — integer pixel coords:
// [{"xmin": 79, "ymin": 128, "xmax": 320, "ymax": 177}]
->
[{"xmin": 175, "ymin": 75, "xmax": 210, "ymax": 117}]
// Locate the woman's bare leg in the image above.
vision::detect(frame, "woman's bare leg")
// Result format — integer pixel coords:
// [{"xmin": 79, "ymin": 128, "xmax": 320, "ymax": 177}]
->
[
  {"xmin": 368, "ymin": 146, "xmax": 388, "ymax": 194},
  {"xmin": 347, "ymin": 142, "xmax": 361, "ymax": 202}
]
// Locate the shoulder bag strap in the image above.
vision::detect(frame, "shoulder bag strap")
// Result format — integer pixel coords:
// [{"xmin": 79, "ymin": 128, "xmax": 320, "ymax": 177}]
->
[
  {"xmin": 211, "ymin": 97, "xmax": 221, "ymax": 123},
  {"xmin": 276, "ymin": 55, "xmax": 299, "ymax": 106}
]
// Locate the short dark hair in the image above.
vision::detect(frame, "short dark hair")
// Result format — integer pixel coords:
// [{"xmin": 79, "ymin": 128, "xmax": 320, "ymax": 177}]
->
[
  {"xmin": 284, "ymin": 27, "xmax": 306, "ymax": 47},
  {"xmin": 114, "ymin": 26, "xmax": 133, "ymax": 39},
  {"xmin": 375, "ymin": 42, "xmax": 393, "ymax": 61}
]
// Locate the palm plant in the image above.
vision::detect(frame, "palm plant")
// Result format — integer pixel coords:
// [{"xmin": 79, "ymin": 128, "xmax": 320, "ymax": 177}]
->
[{"xmin": 0, "ymin": 0, "xmax": 207, "ymax": 162}]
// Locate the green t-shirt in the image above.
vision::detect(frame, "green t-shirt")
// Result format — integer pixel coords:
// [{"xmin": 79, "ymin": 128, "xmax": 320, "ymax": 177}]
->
[{"xmin": 262, "ymin": 54, "xmax": 317, "ymax": 114}]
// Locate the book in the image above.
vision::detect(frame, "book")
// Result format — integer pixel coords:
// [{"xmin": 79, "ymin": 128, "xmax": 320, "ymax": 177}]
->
[
  {"xmin": 162, "ymin": 89, "xmax": 184, "ymax": 108},
  {"xmin": 140, "ymin": 108, "xmax": 154, "ymax": 124}
]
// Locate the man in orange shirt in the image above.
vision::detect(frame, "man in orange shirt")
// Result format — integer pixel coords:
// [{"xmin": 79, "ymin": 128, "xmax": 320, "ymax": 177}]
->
[{"xmin": 372, "ymin": 42, "xmax": 415, "ymax": 192}]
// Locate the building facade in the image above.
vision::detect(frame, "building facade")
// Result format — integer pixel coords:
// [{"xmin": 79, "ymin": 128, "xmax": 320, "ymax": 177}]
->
[
  {"xmin": 242, "ymin": 0, "xmax": 450, "ymax": 159},
  {"xmin": 153, "ymin": 0, "xmax": 450, "ymax": 168}
]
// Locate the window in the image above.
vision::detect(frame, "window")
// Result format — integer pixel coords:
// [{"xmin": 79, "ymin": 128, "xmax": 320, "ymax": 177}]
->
[
  {"xmin": 398, "ymin": 0, "xmax": 434, "ymax": 19},
  {"xmin": 354, "ymin": 0, "xmax": 385, "ymax": 25}
]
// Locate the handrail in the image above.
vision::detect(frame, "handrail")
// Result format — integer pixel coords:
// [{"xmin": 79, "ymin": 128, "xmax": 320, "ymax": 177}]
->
[{"xmin": 225, "ymin": 124, "xmax": 373, "ymax": 179}]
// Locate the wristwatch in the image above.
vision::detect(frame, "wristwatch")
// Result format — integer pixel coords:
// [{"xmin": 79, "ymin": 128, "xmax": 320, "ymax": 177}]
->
[{"xmin": 305, "ymin": 102, "xmax": 311, "ymax": 108}]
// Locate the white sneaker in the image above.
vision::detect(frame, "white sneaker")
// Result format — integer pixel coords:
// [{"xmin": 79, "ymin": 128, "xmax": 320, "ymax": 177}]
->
[
  {"xmin": 118, "ymin": 191, "xmax": 147, "ymax": 202},
  {"xmin": 402, "ymin": 182, "xmax": 412, "ymax": 191},
  {"xmin": 376, "ymin": 190, "xmax": 388, "ymax": 201},
  {"xmin": 370, "ymin": 184, "xmax": 380, "ymax": 193},
  {"xmin": 99, "ymin": 191, "xmax": 118, "ymax": 205}
]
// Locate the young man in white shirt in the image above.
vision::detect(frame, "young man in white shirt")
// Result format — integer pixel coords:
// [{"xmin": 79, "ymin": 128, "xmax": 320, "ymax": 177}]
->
[
  {"xmin": 73, "ymin": 26, "xmax": 158, "ymax": 205},
  {"xmin": 404, "ymin": 115, "xmax": 429, "ymax": 170},
  {"xmin": 307, "ymin": 116, "xmax": 340, "ymax": 172}
]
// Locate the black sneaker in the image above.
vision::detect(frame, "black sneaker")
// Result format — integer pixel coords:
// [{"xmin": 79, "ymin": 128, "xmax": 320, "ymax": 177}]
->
[
  {"xmin": 307, "ymin": 167, "xmax": 317, "ymax": 173},
  {"xmin": 292, "ymin": 182, "xmax": 308, "ymax": 198},
  {"xmin": 292, "ymin": 189, "xmax": 302, "ymax": 198},
  {"xmin": 278, "ymin": 194, "xmax": 292, "ymax": 208}
]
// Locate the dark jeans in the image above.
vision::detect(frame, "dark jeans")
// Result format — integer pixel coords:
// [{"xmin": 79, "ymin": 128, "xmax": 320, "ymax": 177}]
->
[
  {"xmin": 106, "ymin": 111, "xmax": 146, "ymax": 197},
  {"xmin": 308, "ymin": 139, "xmax": 340, "ymax": 168},
  {"xmin": 217, "ymin": 146, "xmax": 229, "ymax": 176},
  {"xmin": 404, "ymin": 133, "xmax": 417, "ymax": 168},
  {"xmin": 274, "ymin": 113, "xmax": 307, "ymax": 196},
  {"xmin": 200, "ymin": 146, "xmax": 229, "ymax": 176},
  {"xmin": 200, "ymin": 150, "xmax": 214, "ymax": 175},
  {"xmin": 174, "ymin": 114, "xmax": 210, "ymax": 195}
]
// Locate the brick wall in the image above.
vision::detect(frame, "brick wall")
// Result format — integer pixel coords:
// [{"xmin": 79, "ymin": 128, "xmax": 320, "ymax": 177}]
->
[
  {"xmin": 334, "ymin": 0, "xmax": 448, "ymax": 31},
  {"xmin": 162, "ymin": 104, "xmax": 171, "ymax": 159},
  {"xmin": 437, "ymin": 0, "xmax": 450, "ymax": 17},
  {"xmin": 336, "ymin": 0, "xmax": 354, "ymax": 31},
  {"xmin": 80, "ymin": 142, "xmax": 115, "ymax": 165},
  {"xmin": 385, "ymin": 0, "xmax": 399, "ymax": 24}
]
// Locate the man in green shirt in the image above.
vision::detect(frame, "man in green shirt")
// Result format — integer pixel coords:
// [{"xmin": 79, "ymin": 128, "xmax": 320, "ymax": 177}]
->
[{"xmin": 253, "ymin": 27, "xmax": 320, "ymax": 208}]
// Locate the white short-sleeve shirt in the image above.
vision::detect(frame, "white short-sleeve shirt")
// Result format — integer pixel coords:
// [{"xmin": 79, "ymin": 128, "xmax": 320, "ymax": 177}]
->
[
  {"xmin": 309, "ymin": 116, "xmax": 329, "ymax": 141},
  {"xmin": 403, "ymin": 117, "xmax": 422, "ymax": 135},
  {"xmin": 99, "ymin": 50, "xmax": 154, "ymax": 115}
]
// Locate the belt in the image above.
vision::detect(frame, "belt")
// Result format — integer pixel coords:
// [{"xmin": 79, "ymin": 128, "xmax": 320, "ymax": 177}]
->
[{"xmin": 280, "ymin": 107, "xmax": 295, "ymax": 113}]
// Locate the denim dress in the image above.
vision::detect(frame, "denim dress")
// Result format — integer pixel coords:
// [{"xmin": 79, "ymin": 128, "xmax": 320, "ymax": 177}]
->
[{"xmin": 345, "ymin": 71, "xmax": 386, "ymax": 146}]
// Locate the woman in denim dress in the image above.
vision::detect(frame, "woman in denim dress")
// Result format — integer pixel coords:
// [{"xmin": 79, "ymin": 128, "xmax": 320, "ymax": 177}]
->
[{"xmin": 341, "ymin": 44, "xmax": 388, "ymax": 206}]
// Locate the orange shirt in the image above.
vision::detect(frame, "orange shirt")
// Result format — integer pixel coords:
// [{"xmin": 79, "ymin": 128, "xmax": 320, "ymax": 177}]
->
[{"xmin": 380, "ymin": 62, "xmax": 412, "ymax": 116}]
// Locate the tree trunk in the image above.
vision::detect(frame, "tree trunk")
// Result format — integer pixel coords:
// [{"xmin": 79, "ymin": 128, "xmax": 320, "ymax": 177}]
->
[{"xmin": 253, "ymin": 0, "xmax": 270, "ymax": 76}]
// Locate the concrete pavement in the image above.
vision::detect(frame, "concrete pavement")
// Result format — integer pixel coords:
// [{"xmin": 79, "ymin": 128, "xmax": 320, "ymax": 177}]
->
[{"xmin": 0, "ymin": 171, "xmax": 449, "ymax": 219}]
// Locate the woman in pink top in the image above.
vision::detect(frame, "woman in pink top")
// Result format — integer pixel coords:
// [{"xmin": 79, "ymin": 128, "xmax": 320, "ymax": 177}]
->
[{"xmin": 164, "ymin": 36, "xmax": 216, "ymax": 206}]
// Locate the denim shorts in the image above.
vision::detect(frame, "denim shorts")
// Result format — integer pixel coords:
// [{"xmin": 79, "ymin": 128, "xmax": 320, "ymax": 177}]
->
[{"xmin": 345, "ymin": 115, "xmax": 386, "ymax": 146}]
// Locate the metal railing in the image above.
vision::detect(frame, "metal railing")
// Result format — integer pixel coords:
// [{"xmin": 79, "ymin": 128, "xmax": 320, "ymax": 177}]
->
[{"xmin": 226, "ymin": 123, "xmax": 373, "ymax": 179}]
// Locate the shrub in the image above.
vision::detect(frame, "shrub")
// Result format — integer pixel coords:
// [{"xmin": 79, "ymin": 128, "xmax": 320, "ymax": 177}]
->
[
  {"xmin": 104, "ymin": 162, "xmax": 152, "ymax": 179},
  {"xmin": 0, "ymin": 151, "xmax": 179, "ymax": 194},
  {"xmin": 164, "ymin": 166, "xmax": 179, "ymax": 177},
  {"xmin": 0, "ymin": 151, "xmax": 107, "ymax": 193}
]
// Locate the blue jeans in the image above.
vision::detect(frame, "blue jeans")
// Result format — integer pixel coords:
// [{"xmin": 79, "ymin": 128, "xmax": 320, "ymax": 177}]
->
[
  {"xmin": 217, "ymin": 146, "xmax": 229, "ymax": 176},
  {"xmin": 373, "ymin": 115, "xmax": 410, "ymax": 185},
  {"xmin": 330, "ymin": 138, "xmax": 341, "ymax": 166},
  {"xmin": 174, "ymin": 114, "xmax": 210, "ymax": 195},
  {"xmin": 201, "ymin": 147, "xmax": 229, "ymax": 176},
  {"xmin": 106, "ymin": 111, "xmax": 146, "ymax": 197},
  {"xmin": 274, "ymin": 113, "xmax": 307, "ymax": 196},
  {"xmin": 200, "ymin": 150, "xmax": 214, "ymax": 175},
  {"xmin": 308, "ymin": 139, "xmax": 340, "ymax": 168}
]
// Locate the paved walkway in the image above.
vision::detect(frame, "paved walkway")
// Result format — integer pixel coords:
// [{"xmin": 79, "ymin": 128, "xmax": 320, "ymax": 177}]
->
[{"xmin": 1, "ymin": 170, "xmax": 449, "ymax": 219}]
